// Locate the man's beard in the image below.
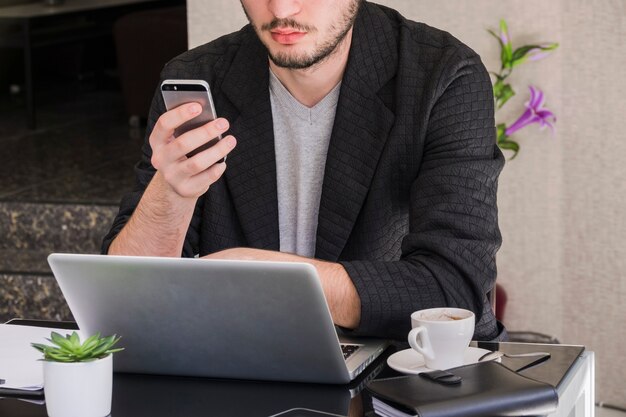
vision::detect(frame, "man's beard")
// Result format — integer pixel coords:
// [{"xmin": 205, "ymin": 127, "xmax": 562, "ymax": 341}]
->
[{"xmin": 243, "ymin": 0, "xmax": 362, "ymax": 70}]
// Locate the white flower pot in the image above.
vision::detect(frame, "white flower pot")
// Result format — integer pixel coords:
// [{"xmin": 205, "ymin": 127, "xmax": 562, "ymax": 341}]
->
[{"xmin": 43, "ymin": 354, "xmax": 113, "ymax": 417}]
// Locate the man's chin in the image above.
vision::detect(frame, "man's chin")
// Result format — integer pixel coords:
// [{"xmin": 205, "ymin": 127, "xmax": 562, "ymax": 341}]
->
[{"xmin": 268, "ymin": 51, "xmax": 318, "ymax": 70}]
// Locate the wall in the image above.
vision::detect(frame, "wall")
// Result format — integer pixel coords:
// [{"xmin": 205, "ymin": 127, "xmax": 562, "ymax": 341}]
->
[
  {"xmin": 186, "ymin": 0, "xmax": 626, "ymax": 406},
  {"xmin": 559, "ymin": 0, "xmax": 626, "ymax": 407},
  {"xmin": 187, "ymin": 0, "xmax": 247, "ymax": 49}
]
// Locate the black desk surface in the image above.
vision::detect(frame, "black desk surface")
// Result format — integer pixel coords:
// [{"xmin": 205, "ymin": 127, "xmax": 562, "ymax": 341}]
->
[{"xmin": 0, "ymin": 322, "xmax": 585, "ymax": 417}]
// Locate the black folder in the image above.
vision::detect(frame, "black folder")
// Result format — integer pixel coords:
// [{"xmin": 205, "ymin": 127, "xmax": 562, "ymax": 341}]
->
[{"xmin": 367, "ymin": 361, "xmax": 558, "ymax": 417}]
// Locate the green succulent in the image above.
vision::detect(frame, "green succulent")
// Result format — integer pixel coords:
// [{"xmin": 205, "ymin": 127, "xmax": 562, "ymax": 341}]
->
[{"xmin": 32, "ymin": 331, "xmax": 124, "ymax": 363}]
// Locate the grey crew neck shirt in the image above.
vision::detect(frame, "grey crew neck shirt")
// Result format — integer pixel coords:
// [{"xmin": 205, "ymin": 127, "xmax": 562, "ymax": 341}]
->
[{"xmin": 269, "ymin": 70, "xmax": 341, "ymax": 257}]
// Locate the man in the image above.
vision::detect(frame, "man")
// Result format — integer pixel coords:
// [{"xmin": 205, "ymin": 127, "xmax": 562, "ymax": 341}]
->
[{"xmin": 103, "ymin": 0, "xmax": 506, "ymax": 341}]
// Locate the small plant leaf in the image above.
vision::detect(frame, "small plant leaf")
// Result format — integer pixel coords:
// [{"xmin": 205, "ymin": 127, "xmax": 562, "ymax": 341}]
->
[
  {"xmin": 32, "ymin": 331, "xmax": 123, "ymax": 363},
  {"xmin": 496, "ymin": 124, "xmax": 507, "ymax": 143},
  {"xmin": 487, "ymin": 29, "xmax": 504, "ymax": 48},
  {"xmin": 46, "ymin": 350, "xmax": 74, "ymax": 362},
  {"xmin": 78, "ymin": 333, "xmax": 101, "ymax": 355},
  {"xmin": 50, "ymin": 332, "xmax": 74, "ymax": 351},
  {"xmin": 90, "ymin": 335, "xmax": 120, "ymax": 358},
  {"xmin": 69, "ymin": 332, "xmax": 81, "ymax": 349},
  {"xmin": 496, "ymin": 83, "xmax": 515, "ymax": 109},
  {"xmin": 31, "ymin": 343, "xmax": 47, "ymax": 353},
  {"xmin": 498, "ymin": 140, "xmax": 520, "ymax": 159}
]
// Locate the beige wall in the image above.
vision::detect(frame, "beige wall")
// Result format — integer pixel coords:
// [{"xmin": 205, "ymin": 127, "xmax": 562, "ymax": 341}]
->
[
  {"xmin": 187, "ymin": 0, "xmax": 626, "ymax": 406},
  {"xmin": 187, "ymin": 0, "xmax": 247, "ymax": 48}
]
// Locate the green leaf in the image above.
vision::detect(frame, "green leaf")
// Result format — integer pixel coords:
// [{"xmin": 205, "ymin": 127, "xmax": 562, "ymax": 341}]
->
[
  {"xmin": 490, "ymin": 71, "xmax": 506, "ymax": 82},
  {"xmin": 501, "ymin": 49, "xmax": 512, "ymax": 70},
  {"xmin": 498, "ymin": 140, "xmax": 520, "ymax": 159},
  {"xmin": 69, "ymin": 332, "xmax": 81, "ymax": 349},
  {"xmin": 512, "ymin": 45, "xmax": 538, "ymax": 62},
  {"xmin": 50, "ymin": 332, "xmax": 74, "ymax": 351},
  {"xmin": 487, "ymin": 29, "xmax": 504, "ymax": 48},
  {"xmin": 78, "ymin": 333, "xmax": 101, "ymax": 354},
  {"xmin": 90, "ymin": 335, "xmax": 118, "ymax": 357},
  {"xmin": 499, "ymin": 20, "xmax": 513, "ymax": 68},
  {"xmin": 496, "ymin": 124, "xmax": 507, "ymax": 143},
  {"xmin": 81, "ymin": 333, "xmax": 101, "ymax": 347},
  {"xmin": 499, "ymin": 20, "xmax": 509, "ymax": 39},
  {"xmin": 493, "ymin": 78, "xmax": 504, "ymax": 95},
  {"xmin": 45, "ymin": 350, "xmax": 74, "ymax": 362},
  {"xmin": 512, "ymin": 43, "xmax": 560, "ymax": 67},
  {"xmin": 496, "ymin": 84, "xmax": 515, "ymax": 109},
  {"xmin": 31, "ymin": 343, "xmax": 48, "ymax": 353}
]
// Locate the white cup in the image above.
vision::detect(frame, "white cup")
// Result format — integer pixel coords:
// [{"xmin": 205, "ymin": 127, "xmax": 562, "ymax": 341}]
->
[{"xmin": 407, "ymin": 307, "xmax": 475, "ymax": 370}]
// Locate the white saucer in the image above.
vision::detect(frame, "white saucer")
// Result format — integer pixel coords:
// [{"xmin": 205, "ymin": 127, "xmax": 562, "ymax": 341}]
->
[{"xmin": 387, "ymin": 347, "xmax": 494, "ymax": 375}]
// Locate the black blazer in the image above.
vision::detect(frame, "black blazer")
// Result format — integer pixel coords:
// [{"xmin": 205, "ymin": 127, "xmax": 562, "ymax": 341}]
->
[{"xmin": 103, "ymin": 3, "xmax": 506, "ymax": 341}]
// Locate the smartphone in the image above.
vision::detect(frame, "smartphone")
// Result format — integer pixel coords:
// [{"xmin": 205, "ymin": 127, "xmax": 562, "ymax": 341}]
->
[
  {"xmin": 268, "ymin": 409, "xmax": 345, "ymax": 417},
  {"xmin": 160, "ymin": 79, "xmax": 222, "ymax": 158}
]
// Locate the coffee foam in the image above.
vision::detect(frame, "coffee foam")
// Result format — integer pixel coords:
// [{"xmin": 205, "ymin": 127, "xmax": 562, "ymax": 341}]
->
[{"xmin": 420, "ymin": 311, "xmax": 468, "ymax": 321}]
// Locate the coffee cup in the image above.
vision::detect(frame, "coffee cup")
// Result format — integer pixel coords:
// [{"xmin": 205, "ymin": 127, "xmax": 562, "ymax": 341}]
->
[{"xmin": 407, "ymin": 307, "xmax": 475, "ymax": 370}]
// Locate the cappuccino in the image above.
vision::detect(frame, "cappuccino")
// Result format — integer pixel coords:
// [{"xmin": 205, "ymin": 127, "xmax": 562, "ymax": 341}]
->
[
  {"xmin": 419, "ymin": 311, "xmax": 470, "ymax": 322},
  {"xmin": 409, "ymin": 307, "xmax": 475, "ymax": 370}
]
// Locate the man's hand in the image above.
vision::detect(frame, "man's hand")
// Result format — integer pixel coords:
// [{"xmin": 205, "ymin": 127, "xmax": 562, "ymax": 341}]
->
[
  {"xmin": 109, "ymin": 103, "xmax": 236, "ymax": 257},
  {"xmin": 203, "ymin": 248, "xmax": 362, "ymax": 329},
  {"xmin": 150, "ymin": 102, "xmax": 237, "ymax": 199}
]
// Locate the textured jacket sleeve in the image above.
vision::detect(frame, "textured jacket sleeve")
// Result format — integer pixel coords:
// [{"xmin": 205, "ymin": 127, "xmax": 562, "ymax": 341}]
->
[{"xmin": 340, "ymin": 48, "xmax": 505, "ymax": 341}]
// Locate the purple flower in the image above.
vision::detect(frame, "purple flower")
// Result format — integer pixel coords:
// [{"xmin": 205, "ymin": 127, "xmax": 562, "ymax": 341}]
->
[
  {"xmin": 527, "ymin": 48, "xmax": 551, "ymax": 62},
  {"xmin": 519, "ymin": 43, "xmax": 559, "ymax": 64},
  {"xmin": 505, "ymin": 86, "xmax": 556, "ymax": 136}
]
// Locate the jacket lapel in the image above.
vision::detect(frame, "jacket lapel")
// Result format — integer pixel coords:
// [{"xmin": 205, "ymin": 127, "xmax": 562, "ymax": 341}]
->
[
  {"xmin": 315, "ymin": 4, "xmax": 397, "ymax": 261},
  {"xmin": 220, "ymin": 30, "xmax": 280, "ymax": 251}
]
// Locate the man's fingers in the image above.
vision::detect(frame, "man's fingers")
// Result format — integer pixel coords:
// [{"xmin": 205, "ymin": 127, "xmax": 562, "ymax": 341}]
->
[
  {"xmin": 193, "ymin": 161, "xmax": 227, "ymax": 186},
  {"xmin": 150, "ymin": 102, "xmax": 202, "ymax": 150},
  {"xmin": 168, "ymin": 118, "xmax": 230, "ymax": 161},
  {"xmin": 180, "ymin": 135, "xmax": 237, "ymax": 177}
]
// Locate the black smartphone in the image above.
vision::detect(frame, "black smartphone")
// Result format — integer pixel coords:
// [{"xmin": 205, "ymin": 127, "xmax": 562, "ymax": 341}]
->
[
  {"xmin": 160, "ymin": 79, "xmax": 222, "ymax": 158},
  {"xmin": 269, "ymin": 409, "xmax": 345, "ymax": 417}
]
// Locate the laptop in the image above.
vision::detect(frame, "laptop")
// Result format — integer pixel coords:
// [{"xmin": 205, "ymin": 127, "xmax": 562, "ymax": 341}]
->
[{"xmin": 47, "ymin": 253, "xmax": 389, "ymax": 384}]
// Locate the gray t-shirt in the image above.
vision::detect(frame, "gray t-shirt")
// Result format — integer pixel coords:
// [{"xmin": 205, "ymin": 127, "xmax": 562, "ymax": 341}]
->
[{"xmin": 269, "ymin": 70, "xmax": 341, "ymax": 257}]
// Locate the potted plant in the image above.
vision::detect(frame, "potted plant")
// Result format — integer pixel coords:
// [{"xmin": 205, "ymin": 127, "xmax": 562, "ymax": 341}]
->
[
  {"xmin": 487, "ymin": 20, "xmax": 559, "ymax": 324},
  {"xmin": 489, "ymin": 19, "xmax": 559, "ymax": 159},
  {"xmin": 32, "ymin": 331, "xmax": 123, "ymax": 417}
]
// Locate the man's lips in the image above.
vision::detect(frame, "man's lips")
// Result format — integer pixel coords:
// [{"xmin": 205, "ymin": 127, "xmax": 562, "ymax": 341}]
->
[{"xmin": 270, "ymin": 30, "xmax": 306, "ymax": 45}]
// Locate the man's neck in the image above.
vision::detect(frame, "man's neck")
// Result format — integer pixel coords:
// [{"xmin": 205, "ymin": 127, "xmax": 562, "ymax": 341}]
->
[{"xmin": 269, "ymin": 28, "xmax": 353, "ymax": 108}]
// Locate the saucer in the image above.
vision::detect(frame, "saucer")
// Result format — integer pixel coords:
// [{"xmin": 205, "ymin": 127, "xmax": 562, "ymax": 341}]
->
[{"xmin": 387, "ymin": 347, "xmax": 495, "ymax": 374}]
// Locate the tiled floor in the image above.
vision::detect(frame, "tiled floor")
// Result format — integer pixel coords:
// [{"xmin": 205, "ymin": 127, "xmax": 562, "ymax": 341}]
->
[{"xmin": 0, "ymin": 81, "xmax": 143, "ymax": 206}]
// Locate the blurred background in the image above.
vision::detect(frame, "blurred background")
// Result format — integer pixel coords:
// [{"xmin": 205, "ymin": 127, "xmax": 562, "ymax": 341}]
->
[{"xmin": 1, "ymin": 0, "xmax": 624, "ymax": 412}]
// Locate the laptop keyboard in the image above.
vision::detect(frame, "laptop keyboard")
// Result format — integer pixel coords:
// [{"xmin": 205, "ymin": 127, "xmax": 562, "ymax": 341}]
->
[{"xmin": 341, "ymin": 344, "xmax": 361, "ymax": 360}]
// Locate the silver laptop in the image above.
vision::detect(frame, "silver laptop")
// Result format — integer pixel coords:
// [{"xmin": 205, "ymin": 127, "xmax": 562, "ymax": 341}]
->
[{"xmin": 47, "ymin": 253, "xmax": 388, "ymax": 384}]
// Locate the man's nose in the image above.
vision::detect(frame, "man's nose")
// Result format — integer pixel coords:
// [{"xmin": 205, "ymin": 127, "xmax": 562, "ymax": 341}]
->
[{"xmin": 268, "ymin": 0, "xmax": 302, "ymax": 19}]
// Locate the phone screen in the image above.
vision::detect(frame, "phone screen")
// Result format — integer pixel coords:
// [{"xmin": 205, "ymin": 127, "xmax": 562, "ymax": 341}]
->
[{"xmin": 161, "ymin": 80, "xmax": 221, "ymax": 158}]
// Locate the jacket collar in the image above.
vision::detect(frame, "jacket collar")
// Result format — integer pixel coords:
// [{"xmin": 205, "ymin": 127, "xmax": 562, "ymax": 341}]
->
[{"xmin": 221, "ymin": 3, "xmax": 397, "ymax": 259}]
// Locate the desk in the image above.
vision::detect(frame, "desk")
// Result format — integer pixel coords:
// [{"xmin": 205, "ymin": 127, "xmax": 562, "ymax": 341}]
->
[
  {"xmin": 0, "ymin": 0, "xmax": 179, "ymax": 128},
  {"xmin": 0, "ymin": 329, "xmax": 595, "ymax": 417},
  {"xmin": 549, "ymin": 350, "xmax": 595, "ymax": 417}
]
